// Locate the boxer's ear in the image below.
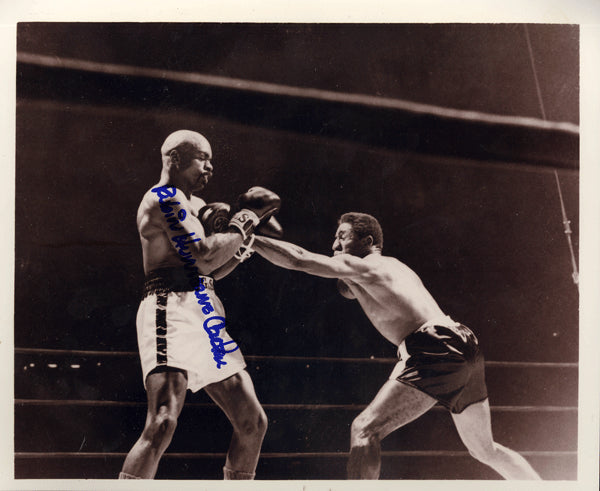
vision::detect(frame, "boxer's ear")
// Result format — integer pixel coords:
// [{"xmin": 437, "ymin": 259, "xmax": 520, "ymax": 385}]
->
[{"xmin": 169, "ymin": 149, "xmax": 180, "ymax": 167}]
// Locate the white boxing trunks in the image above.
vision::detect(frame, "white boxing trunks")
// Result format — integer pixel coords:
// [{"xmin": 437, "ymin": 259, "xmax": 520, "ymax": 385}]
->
[{"xmin": 136, "ymin": 267, "xmax": 246, "ymax": 392}]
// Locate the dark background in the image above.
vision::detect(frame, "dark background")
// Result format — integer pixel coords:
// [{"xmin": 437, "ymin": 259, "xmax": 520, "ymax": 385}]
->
[
  {"xmin": 13, "ymin": 22, "xmax": 581, "ymax": 481},
  {"xmin": 17, "ymin": 23, "xmax": 579, "ymax": 123},
  {"xmin": 15, "ymin": 23, "xmax": 579, "ymax": 362}
]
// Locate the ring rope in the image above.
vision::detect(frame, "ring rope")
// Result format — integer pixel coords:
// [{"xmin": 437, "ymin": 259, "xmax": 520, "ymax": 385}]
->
[
  {"xmin": 554, "ymin": 169, "xmax": 579, "ymax": 286},
  {"xmin": 17, "ymin": 51, "xmax": 579, "ymax": 135},
  {"xmin": 14, "ymin": 450, "xmax": 576, "ymax": 459},
  {"xmin": 523, "ymin": 24, "xmax": 579, "ymax": 288},
  {"xmin": 523, "ymin": 25, "xmax": 547, "ymax": 121},
  {"xmin": 14, "ymin": 347, "xmax": 578, "ymax": 368},
  {"xmin": 14, "ymin": 399, "xmax": 577, "ymax": 413}
]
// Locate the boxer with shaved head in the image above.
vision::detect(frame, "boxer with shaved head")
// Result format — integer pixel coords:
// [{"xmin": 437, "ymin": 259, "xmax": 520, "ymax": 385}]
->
[{"xmin": 120, "ymin": 130, "xmax": 280, "ymax": 480}]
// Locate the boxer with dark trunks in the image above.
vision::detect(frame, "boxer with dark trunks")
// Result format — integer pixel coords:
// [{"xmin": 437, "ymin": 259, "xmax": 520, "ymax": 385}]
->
[
  {"xmin": 251, "ymin": 212, "xmax": 541, "ymax": 480},
  {"xmin": 120, "ymin": 130, "xmax": 280, "ymax": 480}
]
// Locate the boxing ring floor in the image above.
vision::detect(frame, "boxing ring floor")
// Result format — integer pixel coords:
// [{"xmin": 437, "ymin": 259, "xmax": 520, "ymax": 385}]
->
[{"xmin": 14, "ymin": 347, "xmax": 577, "ymax": 480}]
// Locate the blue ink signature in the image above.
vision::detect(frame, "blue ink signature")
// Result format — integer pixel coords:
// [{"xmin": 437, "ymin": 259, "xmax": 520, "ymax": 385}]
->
[
  {"xmin": 203, "ymin": 316, "xmax": 240, "ymax": 368},
  {"xmin": 151, "ymin": 185, "xmax": 238, "ymax": 367}
]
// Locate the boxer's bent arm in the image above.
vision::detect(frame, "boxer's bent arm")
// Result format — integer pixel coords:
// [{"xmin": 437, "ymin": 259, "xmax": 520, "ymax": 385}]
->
[
  {"xmin": 151, "ymin": 187, "xmax": 243, "ymax": 270},
  {"xmin": 200, "ymin": 232, "xmax": 247, "ymax": 264},
  {"xmin": 253, "ymin": 236, "xmax": 371, "ymax": 279},
  {"xmin": 211, "ymin": 256, "xmax": 241, "ymax": 281}
]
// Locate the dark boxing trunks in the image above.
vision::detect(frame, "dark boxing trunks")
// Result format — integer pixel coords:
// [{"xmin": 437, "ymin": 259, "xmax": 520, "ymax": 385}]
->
[{"xmin": 391, "ymin": 320, "xmax": 488, "ymax": 413}]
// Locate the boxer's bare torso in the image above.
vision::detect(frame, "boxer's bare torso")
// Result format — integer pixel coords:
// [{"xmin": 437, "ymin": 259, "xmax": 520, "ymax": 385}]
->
[
  {"xmin": 252, "ymin": 229, "xmax": 447, "ymax": 346},
  {"xmin": 137, "ymin": 187, "xmax": 206, "ymax": 274},
  {"xmin": 338, "ymin": 254, "xmax": 446, "ymax": 345}
]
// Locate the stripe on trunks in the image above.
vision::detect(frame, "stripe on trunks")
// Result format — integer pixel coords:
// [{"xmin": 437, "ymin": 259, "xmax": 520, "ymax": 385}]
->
[{"xmin": 155, "ymin": 293, "xmax": 168, "ymax": 365}]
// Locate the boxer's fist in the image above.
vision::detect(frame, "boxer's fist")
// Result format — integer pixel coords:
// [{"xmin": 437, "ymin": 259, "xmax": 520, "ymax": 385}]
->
[
  {"xmin": 256, "ymin": 216, "xmax": 284, "ymax": 239},
  {"xmin": 198, "ymin": 202, "xmax": 232, "ymax": 236},
  {"xmin": 237, "ymin": 186, "xmax": 281, "ymax": 223},
  {"xmin": 229, "ymin": 187, "xmax": 280, "ymax": 239}
]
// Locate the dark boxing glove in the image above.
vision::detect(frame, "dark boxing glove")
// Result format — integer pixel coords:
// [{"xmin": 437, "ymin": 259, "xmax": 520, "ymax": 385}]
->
[
  {"xmin": 198, "ymin": 202, "xmax": 232, "ymax": 236},
  {"xmin": 256, "ymin": 216, "xmax": 284, "ymax": 239},
  {"xmin": 229, "ymin": 186, "xmax": 281, "ymax": 240}
]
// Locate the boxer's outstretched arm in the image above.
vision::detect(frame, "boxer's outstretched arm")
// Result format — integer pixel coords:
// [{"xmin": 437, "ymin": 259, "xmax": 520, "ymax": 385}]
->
[{"xmin": 253, "ymin": 236, "xmax": 371, "ymax": 279}]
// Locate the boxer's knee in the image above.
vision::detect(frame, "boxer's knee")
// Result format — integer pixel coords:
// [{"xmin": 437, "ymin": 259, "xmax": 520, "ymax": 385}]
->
[
  {"xmin": 350, "ymin": 413, "xmax": 379, "ymax": 448},
  {"xmin": 234, "ymin": 405, "xmax": 268, "ymax": 440},
  {"xmin": 142, "ymin": 406, "xmax": 179, "ymax": 450}
]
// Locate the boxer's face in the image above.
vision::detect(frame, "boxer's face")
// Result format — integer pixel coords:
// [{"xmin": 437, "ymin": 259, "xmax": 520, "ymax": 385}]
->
[
  {"xmin": 177, "ymin": 142, "xmax": 213, "ymax": 191},
  {"xmin": 332, "ymin": 222, "xmax": 370, "ymax": 257}
]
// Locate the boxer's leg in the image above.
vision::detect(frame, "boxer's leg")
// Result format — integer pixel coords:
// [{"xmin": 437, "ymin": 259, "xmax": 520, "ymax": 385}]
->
[
  {"xmin": 120, "ymin": 368, "xmax": 188, "ymax": 479},
  {"xmin": 347, "ymin": 379, "xmax": 437, "ymax": 479},
  {"xmin": 451, "ymin": 399, "xmax": 541, "ymax": 480},
  {"xmin": 204, "ymin": 369, "xmax": 267, "ymax": 479}
]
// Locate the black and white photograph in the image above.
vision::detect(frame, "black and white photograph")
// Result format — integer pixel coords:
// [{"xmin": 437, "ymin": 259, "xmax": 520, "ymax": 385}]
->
[{"xmin": 4, "ymin": 1, "xmax": 600, "ymax": 489}]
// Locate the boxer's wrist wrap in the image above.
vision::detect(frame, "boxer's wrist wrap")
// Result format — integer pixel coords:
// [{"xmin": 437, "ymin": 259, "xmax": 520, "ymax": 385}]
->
[
  {"xmin": 228, "ymin": 209, "xmax": 259, "ymax": 240},
  {"xmin": 223, "ymin": 466, "xmax": 255, "ymax": 480},
  {"xmin": 234, "ymin": 234, "xmax": 255, "ymax": 263},
  {"xmin": 119, "ymin": 472, "xmax": 141, "ymax": 479}
]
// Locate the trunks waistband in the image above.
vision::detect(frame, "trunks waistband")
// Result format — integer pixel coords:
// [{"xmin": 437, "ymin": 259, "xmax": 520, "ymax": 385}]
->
[
  {"xmin": 418, "ymin": 315, "xmax": 459, "ymax": 330},
  {"xmin": 397, "ymin": 315, "xmax": 460, "ymax": 359},
  {"xmin": 143, "ymin": 267, "xmax": 214, "ymax": 298}
]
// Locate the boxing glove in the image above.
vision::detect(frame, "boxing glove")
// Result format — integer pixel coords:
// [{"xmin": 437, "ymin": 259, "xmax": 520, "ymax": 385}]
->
[
  {"xmin": 256, "ymin": 216, "xmax": 284, "ymax": 239},
  {"xmin": 229, "ymin": 187, "xmax": 281, "ymax": 240},
  {"xmin": 198, "ymin": 202, "xmax": 232, "ymax": 236}
]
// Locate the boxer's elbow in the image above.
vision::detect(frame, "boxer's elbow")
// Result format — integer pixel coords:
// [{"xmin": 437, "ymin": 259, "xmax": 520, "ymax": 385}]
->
[
  {"xmin": 192, "ymin": 240, "xmax": 212, "ymax": 259},
  {"xmin": 190, "ymin": 241, "xmax": 225, "ymax": 272}
]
